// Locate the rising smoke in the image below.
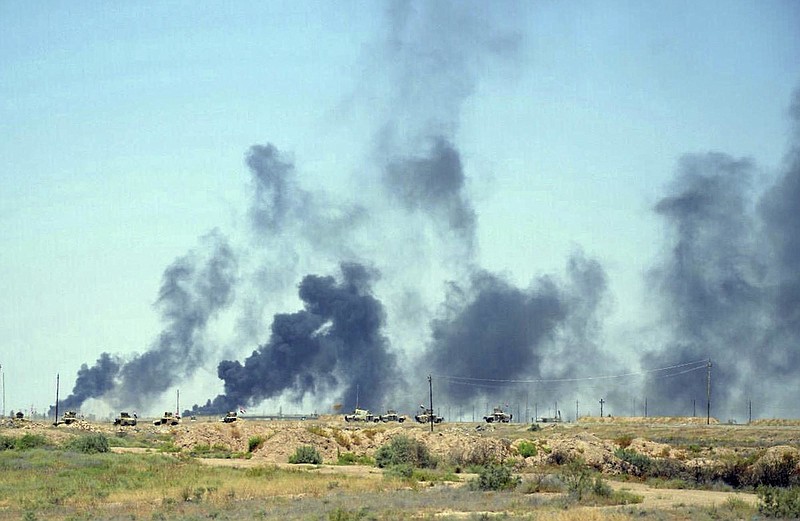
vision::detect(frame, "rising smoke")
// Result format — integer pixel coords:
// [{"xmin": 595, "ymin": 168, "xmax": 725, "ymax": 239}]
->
[
  {"xmin": 58, "ymin": 2, "xmax": 800, "ymax": 421},
  {"xmin": 642, "ymin": 92, "xmax": 800, "ymax": 418},
  {"xmin": 53, "ymin": 231, "xmax": 237, "ymax": 413},
  {"xmin": 187, "ymin": 262, "xmax": 397, "ymax": 414}
]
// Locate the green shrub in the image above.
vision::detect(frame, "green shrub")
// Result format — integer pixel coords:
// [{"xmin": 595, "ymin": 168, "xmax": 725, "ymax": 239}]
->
[
  {"xmin": 337, "ymin": 452, "xmax": 374, "ymax": 466},
  {"xmin": 560, "ymin": 458, "xmax": 592, "ymax": 500},
  {"xmin": 758, "ymin": 486, "xmax": 800, "ymax": 518},
  {"xmin": 753, "ymin": 453, "xmax": 799, "ymax": 488},
  {"xmin": 248, "ymin": 436, "xmax": 265, "ymax": 453},
  {"xmin": 66, "ymin": 434, "xmax": 109, "ymax": 454},
  {"xmin": 385, "ymin": 463, "xmax": 414, "ymax": 479},
  {"xmin": 289, "ymin": 445, "xmax": 322, "ymax": 464},
  {"xmin": 615, "ymin": 447, "xmax": 653, "ymax": 476},
  {"xmin": 15, "ymin": 434, "xmax": 49, "ymax": 450},
  {"xmin": 517, "ymin": 441, "xmax": 537, "ymax": 458},
  {"xmin": 469, "ymin": 464, "xmax": 521, "ymax": 491},
  {"xmin": 374, "ymin": 435, "xmax": 435, "ymax": 469},
  {"xmin": 614, "ymin": 434, "xmax": 634, "ymax": 448}
]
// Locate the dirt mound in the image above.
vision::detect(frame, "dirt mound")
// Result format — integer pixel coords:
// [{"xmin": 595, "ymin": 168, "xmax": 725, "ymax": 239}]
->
[
  {"xmin": 579, "ymin": 416, "xmax": 719, "ymax": 425},
  {"xmin": 750, "ymin": 419, "xmax": 800, "ymax": 427}
]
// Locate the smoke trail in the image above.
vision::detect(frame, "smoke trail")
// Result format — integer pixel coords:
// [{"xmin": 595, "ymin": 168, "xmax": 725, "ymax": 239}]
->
[
  {"xmin": 383, "ymin": 137, "xmax": 476, "ymax": 252},
  {"xmin": 422, "ymin": 251, "xmax": 614, "ymax": 407},
  {"xmin": 112, "ymin": 231, "xmax": 238, "ymax": 409},
  {"xmin": 51, "ymin": 353, "xmax": 120, "ymax": 414},
  {"xmin": 188, "ymin": 262, "xmax": 398, "ymax": 414},
  {"xmin": 641, "ymin": 153, "xmax": 766, "ymax": 416},
  {"xmin": 54, "ymin": 231, "xmax": 238, "ymax": 412}
]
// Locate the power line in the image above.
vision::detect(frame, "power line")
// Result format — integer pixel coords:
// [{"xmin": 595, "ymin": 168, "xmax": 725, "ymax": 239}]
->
[{"xmin": 433, "ymin": 359, "xmax": 709, "ymax": 386}]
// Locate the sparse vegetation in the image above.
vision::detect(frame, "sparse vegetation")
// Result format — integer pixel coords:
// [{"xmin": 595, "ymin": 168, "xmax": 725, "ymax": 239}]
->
[
  {"xmin": 248, "ymin": 435, "xmax": 265, "ymax": 453},
  {"xmin": 468, "ymin": 464, "xmax": 520, "ymax": 491},
  {"xmin": 516, "ymin": 440, "xmax": 537, "ymax": 458},
  {"xmin": 758, "ymin": 486, "xmax": 800, "ymax": 518},
  {"xmin": 289, "ymin": 445, "xmax": 323, "ymax": 464},
  {"xmin": 374, "ymin": 435, "xmax": 436, "ymax": 469},
  {"xmin": 65, "ymin": 433, "xmax": 110, "ymax": 454}
]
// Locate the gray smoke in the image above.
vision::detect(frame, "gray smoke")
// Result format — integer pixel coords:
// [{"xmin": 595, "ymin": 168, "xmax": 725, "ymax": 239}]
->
[
  {"xmin": 642, "ymin": 91, "xmax": 800, "ymax": 418},
  {"xmin": 384, "ymin": 137, "xmax": 476, "ymax": 252},
  {"xmin": 56, "ymin": 231, "xmax": 237, "ymax": 412},
  {"xmin": 423, "ymin": 250, "xmax": 613, "ymax": 407},
  {"xmin": 50, "ymin": 353, "xmax": 120, "ymax": 415},
  {"xmin": 188, "ymin": 262, "xmax": 398, "ymax": 415}
]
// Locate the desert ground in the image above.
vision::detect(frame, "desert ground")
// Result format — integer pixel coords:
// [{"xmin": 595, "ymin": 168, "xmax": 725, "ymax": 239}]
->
[{"xmin": 2, "ymin": 413, "xmax": 799, "ymax": 520}]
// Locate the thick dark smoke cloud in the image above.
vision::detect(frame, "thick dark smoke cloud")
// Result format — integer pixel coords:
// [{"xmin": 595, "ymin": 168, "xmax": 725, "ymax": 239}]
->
[
  {"xmin": 53, "ymin": 353, "xmax": 120, "ymax": 413},
  {"xmin": 641, "ymin": 94, "xmax": 800, "ymax": 418},
  {"xmin": 423, "ymin": 251, "xmax": 613, "ymax": 407},
  {"xmin": 54, "ymin": 232, "xmax": 237, "ymax": 413},
  {"xmin": 188, "ymin": 262, "xmax": 398, "ymax": 414},
  {"xmin": 642, "ymin": 153, "xmax": 762, "ymax": 415}
]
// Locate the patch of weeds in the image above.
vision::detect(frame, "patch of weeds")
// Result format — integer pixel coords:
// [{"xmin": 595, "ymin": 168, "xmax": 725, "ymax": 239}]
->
[
  {"xmin": 614, "ymin": 434, "xmax": 634, "ymax": 448},
  {"xmin": 248, "ymin": 436, "xmax": 265, "ymax": 453},
  {"xmin": 328, "ymin": 507, "xmax": 376, "ymax": 521},
  {"xmin": 469, "ymin": 464, "xmax": 521, "ymax": 491},
  {"xmin": 306, "ymin": 425, "xmax": 328, "ymax": 438},
  {"xmin": 289, "ymin": 445, "xmax": 322, "ymax": 464},
  {"xmin": 516, "ymin": 441, "xmax": 537, "ymax": 458},
  {"xmin": 375, "ymin": 436, "xmax": 436, "ymax": 469},
  {"xmin": 337, "ymin": 452, "xmax": 374, "ymax": 466},
  {"xmin": 157, "ymin": 441, "xmax": 182, "ymax": 453},
  {"xmin": 615, "ymin": 447, "xmax": 653, "ymax": 476},
  {"xmin": 758, "ymin": 486, "xmax": 800, "ymax": 518},
  {"xmin": 65, "ymin": 434, "xmax": 110, "ymax": 454},
  {"xmin": 332, "ymin": 429, "xmax": 351, "ymax": 450}
]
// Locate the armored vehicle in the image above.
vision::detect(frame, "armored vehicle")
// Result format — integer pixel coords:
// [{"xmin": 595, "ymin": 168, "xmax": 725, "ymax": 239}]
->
[
  {"xmin": 114, "ymin": 412, "xmax": 137, "ymax": 427},
  {"xmin": 153, "ymin": 412, "xmax": 180, "ymax": 426},
  {"xmin": 414, "ymin": 406, "xmax": 443, "ymax": 424},
  {"xmin": 220, "ymin": 411, "xmax": 238, "ymax": 423},
  {"xmin": 378, "ymin": 410, "xmax": 406, "ymax": 423},
  {"xmin": 343, "ymin": 408, "xmax": 378, "ymax": 422},
  {"xmin": 61, "ymin": 411, "xmax": 78, "ymax": 425},
  {"xmin": 484, "ymin": 407, "xmax": 512, "ymax": 423}
]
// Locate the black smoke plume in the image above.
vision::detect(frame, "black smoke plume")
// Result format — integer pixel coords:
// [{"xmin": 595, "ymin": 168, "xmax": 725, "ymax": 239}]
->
[
  {"xmin": 422, "ymin": 251, "xmax": 613, "ymax": 407},
  {"xmin": 54, "ymin": 231, "xmax": 237, "ymax": 413},
  {"xmin": 188, "ymin": 262, "xmax": 398, "ymax": 415},
  {"xmin": 641, "ymin": 91, "xmax": 800, "ymax": 418},
  {"xmin": 51, "ymin": 353, "xmax": 120, "ymax": 414}
]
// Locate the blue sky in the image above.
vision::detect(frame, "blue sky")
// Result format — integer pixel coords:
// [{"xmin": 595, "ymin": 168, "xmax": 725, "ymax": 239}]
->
[{"xmin": 1, "ymin": 1, "xmax": 799, "ymax": 418}]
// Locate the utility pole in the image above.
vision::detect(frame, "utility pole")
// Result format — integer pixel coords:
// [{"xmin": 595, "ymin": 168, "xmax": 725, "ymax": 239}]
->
[
  {"xmin": 0, "ymin": 363, "xmax": 4, "ymax": 418},
  {"xmin": 644, "ymin": 397, "xmax": 648, "ymax": 418},
  {"xmin": 749, "ymin": 399, "xmax": 752, "ymax": 425},
  {"xmin": 176, "ymin": 389, "xmax": 180, "ymax": 416},
  {"xmin": 599, "ymin": 398, "xmax": 605, "ymax": 417},
  {"xmin": 428, "ymin": 374, "xmax": 434, "ymax": 433},
  {"xmin": 706, "ymin": 359, "xmax": 712, "ymax": 425},
  {"xmin": 53, "ymin": 373, "xmax": 60, "ymax": 426},
  {"xmin": 693, "ymin": 399, "xmax": 696, "ymax": 417},
  {"xmin": 576, "ymin": 400, "xmax": 579, "ymax": 423}
]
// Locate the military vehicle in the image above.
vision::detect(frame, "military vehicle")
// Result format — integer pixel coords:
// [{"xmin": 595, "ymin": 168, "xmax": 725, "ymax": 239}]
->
[
  {"xmin": 343, "ymin": 408, "xmax": 379, "ymax": 422},
  {"xmin": 414, "ymin": 406, "xmax": 443, "ymax": 424},
  {"xmin": 378, "ymin": 409, "xmax": 406, "ymax": 423},
  {"xmin": 114, "ymin": 412, "xmax": 137, "ymax": 427},
  {"xmin": 61, "ymin": 411, "xmax": 78, "ymax": 425},
  {"xmin": 220, "ymin": 411, "xmax": 238, "ymax": 423},
  {"xmin": 153, "ymin": 412, "xmax": 180, "ymax": 426},
  {"xmin": 484, "ymin": 407, "xmax": 512, "ymax": 423},
  {"xmin": 14, "ymin": 412, "xmax": 24, "ymax": 420}
]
